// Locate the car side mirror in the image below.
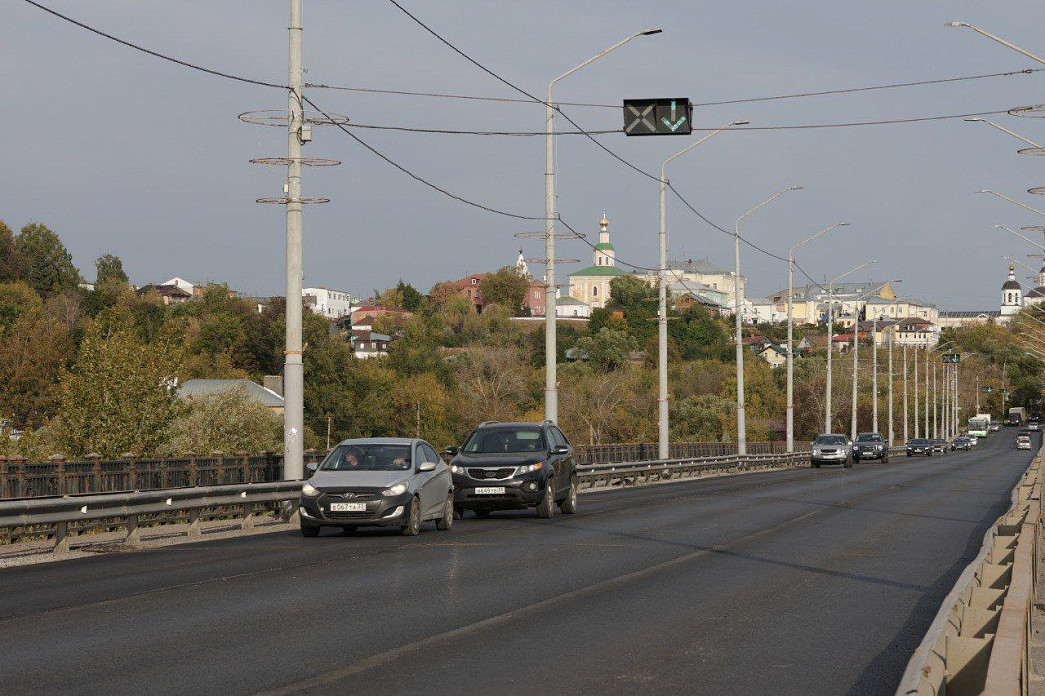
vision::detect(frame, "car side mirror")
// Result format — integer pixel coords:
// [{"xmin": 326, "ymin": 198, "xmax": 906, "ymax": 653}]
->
[
  {"xmin": 306, "ymin": 462, "xmax": 319, "ymax": 473},
  {"xmin": 443, "ymin": 446, "xmax": 459, "ymax": 456},
  {"xmin": 418, "ymin": 461, "xmax": 437, "ymax": 473},
  {"xmin": 552, "ymin": 445, "xmax": 570, "ymax": 455}
]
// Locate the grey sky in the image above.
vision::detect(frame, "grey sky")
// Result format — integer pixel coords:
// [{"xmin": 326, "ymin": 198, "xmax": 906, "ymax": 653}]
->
[{"xmin": 3, "ymin": 1, "xmax": 1045, "ymax": 308}]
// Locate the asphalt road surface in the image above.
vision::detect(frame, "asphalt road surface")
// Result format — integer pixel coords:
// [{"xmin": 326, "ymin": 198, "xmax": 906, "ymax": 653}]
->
[{"xmin": 0, "ymin": 433, "xmax": 1035, "ymax": 696}]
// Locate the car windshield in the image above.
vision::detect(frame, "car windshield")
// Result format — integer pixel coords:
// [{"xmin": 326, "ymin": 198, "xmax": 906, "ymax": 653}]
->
[
  {"xmin": 463, "ymin": 428, "xmax": 546, "ymax": 453},
  {"xmin": 814, "ymin": 435, "xmax": 847, "ymax": 445},
  {"xmin": 909, "ymin": 438, "xmax": 929, "ymax": 445},
  {"xmin": 320, "ymin": 444, "xmax": 411, "ymax": 471},
  {"xmin": 856, "ymin": 434, "xmax": 883, "ymax": 442}
]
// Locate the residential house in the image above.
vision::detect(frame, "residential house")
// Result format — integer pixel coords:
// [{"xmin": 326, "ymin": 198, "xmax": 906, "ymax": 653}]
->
[
  {"xmin": 650, "ymin": 257, "xmax": 743, "ymax": 307},
  {"xmin": 444, "ymin": 252, "xmax": 546, "ymax": 316},
  {"xmin": 137, "ymin": 283, "xmax": 192, "ymax": 305},
  {"xmin": 350, "ymin": 306, "xmax": 412, "ymax": 332},
  {"xmin": 555, "ymin": 294, "xmax": 592, "ymax": 318},
  {"xmin": 178, "ymin": 378, "xmax": 285, "ymax": 415},
  {"xmin": 756, "ymin": 344, "xmax": 789, "ymax": 368},
  {"xmin": 303, "ymin": 287, "xmax": 352, "ymax": 319},
  {"xmin": 350, "ymin": 330, "xmax": 391, "ymax": 359}
]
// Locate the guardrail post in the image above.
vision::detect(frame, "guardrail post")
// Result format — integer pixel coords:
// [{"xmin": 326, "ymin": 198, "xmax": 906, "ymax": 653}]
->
[
  {"xmin": 126, "ymin": 514, "xmax": 141, "ymax": 545},
  {"xmin": 187, "ymin": 508, "xmax": 202, "ymax": 539},
  {"xmin": 54, "ymin": 521, "xmax": 70, "ymax": 554},
  {"xmin": 242, "ymin": 501, "xmax": 255, "ymax": 530}
]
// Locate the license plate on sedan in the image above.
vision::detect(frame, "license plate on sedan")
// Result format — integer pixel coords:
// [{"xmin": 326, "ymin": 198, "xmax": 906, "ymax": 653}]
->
[
  {"xmin": 330, "ymin": 502, "xmax": 367, "ymax": 512},
  {"xmin": 474, "ymin": 487, "xmax": 505, "ymax": 495}
]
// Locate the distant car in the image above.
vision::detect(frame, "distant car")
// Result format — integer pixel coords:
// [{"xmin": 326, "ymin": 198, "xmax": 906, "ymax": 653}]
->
[
  {"xmin": 853, "ymin": 432, "xmax": 889, "ymax": 462},
  {"xmin": 1017, "ymin": 435, "xmax": 1032, "ymax": 450},
  {"xmin": 811, "ymin": 434, "xmax": 853, "ymax": 468},
  {"xmin": 951, "ymin": 437, "xmax": 973, "ymax": 451},
  {"xmin": 1030, "ymin": 422, "xmax": 1040, "ymax": 432},
  {"xmin": 446, "ymin": 421, "xmax": 578, "ymax": 519},
  {"xmin": 906, "ymin": 438, "xmax": 932, "ymax": 457},
  {"xmin": 298, "ymin": 438, "xmax": 454, "ymax": 537},
  {"xmin": 930, "ymin": 438, "xmax": 948, "ymax": 455},
  {"xmin": 990, "ymin": 421, "xmax": 1001, "ymax": 432}
]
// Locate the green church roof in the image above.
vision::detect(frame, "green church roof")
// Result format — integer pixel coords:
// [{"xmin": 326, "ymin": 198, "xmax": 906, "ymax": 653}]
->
[
  {"xmin": 569, "ymin": 265, "xmax": 629, "ymax": 278},
  {"xmin": 594, "ymin": 242, "xmax": 614, "ymax": 251}
]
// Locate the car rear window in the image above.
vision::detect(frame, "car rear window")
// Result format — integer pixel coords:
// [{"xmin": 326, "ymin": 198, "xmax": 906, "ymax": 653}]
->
[
  {"xmin": 814, "ymin": 436, "xmax": 847, "ymax": 445},
  {"xmin": 463, "ymin": 428, "xmax": 546, "ymax": 454}
]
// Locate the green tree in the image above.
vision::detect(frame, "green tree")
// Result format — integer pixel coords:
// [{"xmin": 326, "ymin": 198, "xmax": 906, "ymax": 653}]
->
[
  {"xmin": 14, "ymin": 223, "xmax": 81, "ymax": 295},
  {"xmin": 479, "ymin": 266, "xmax": 529, "ymax": 316},
  {"xmin": 607, "ymin": 275, "xmax": 657, "ymax": 343},
  {"xmin": 397, "ymin": 280, "xmax": 425, "ymax": 313},
  {"xmin": 0, "ymin": 313, "xmax": 75, "ymax": 428},
  {"xmin": 0, "ymin": 220, "xmax": 26, "ymax": 282},
  {"xmin": 95, "ymin": 253, "xmax": 129, "ymax": 286},
  {"xmin": 161, "ymin": 387, "xmax": 282, "ymax": 455},
  {"xmin": 52, "ymin": 318, "xmax": 182, "ymax": 457},
  {"xmin": 0, "ymin": 282, "xmax": 42, "ymax": 333},
  {"xmin": 573, "ymin": 327, "xmax": 637, "ymax": 372}
]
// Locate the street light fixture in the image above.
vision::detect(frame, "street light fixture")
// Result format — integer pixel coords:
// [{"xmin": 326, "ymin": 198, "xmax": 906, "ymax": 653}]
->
[
  {"xmin": 543, "ymin": 28, "xmax": 661, "ymax": 424},
  {"xmin": 964, "ymin": 118, "xmax": 1045, "ymax": 155},
  {"xmin": 945, "ymin": 22, "xmax": 1045, "ymax": 66},
  {"xmin": 994, "ymin": 224, "xmax": 1045, "ymax": 253},
  {"xmin": 656, "ymin": 120, "xmax": 747, "ymax": 459},
  {"xmin": 734, "ymin": 186, "xmax": 803, "ymax": 454},
  {"xmin": 786, "ymin": 222, "xmax": 849, "ymax": 452},
  {"xmin": 977, "ymin": 190, "xmax": 1045, "ymax": 218}
]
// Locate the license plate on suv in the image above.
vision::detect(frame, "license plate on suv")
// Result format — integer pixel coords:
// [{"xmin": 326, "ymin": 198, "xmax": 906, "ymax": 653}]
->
[
  {"xmin": 330, "ymin": 502, "xmax": 367, "ymax": 512},
  {"xmin": 474, "ymin": 487, "xmax": 505, "ymax": 495}
]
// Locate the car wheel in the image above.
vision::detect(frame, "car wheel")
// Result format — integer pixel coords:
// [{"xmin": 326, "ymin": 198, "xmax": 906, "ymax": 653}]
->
[
  {"xmin": 436, "ymin": 493, "xmax": 454, "ymax": 531},
  {"xmin": 453, "ymin": 505, "xmax": 464, "ymax": 520},
  {"xmin": 401, "ymin": 496, "xmax": 422, "ymax": 536},
  {"xmin": 537, "ymin": 480, "xmax": 556, "ymax": 518},
  {"xmin": 559, "ymin": 479, "xmax": 578, "ymax": 515},
  {"xmin": 300, "ymin": 523, "xmax": 320, "ymax": 538}
]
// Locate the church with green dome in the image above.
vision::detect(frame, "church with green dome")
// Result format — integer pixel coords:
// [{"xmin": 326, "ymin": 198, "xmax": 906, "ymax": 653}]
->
[{"xmin": 568, "ymin": 214, "xmax": 629, "ymax": 309}]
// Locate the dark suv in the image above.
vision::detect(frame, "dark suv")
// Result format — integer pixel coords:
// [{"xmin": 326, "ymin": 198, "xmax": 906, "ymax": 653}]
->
[
  {"xmin": 853, "ymin": 433, "xmax": 888, "ymax": 462},
  {"xmin": 445, "ymin": 421, "xmax": 578, "ymax": 519}
]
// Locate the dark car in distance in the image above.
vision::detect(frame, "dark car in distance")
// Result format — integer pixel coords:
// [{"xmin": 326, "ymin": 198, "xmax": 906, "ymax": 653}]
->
[
  {"xmin": 446, "ymin": 421, "xmax": 578, "ymax": 519},
  {"xmin": 906, "ymin": 438, "xmax": 932, "ymax": 457},
  {"xmin": 930, "ymin": 438, "xmax": 948, "ymax": 455},
  {"xmin": 853, "ymin": 433, "xmax": 889, "ymax": 462},
  {"xmin": 951, "ymin": 436, "xmax": 973, "ymax": 451}
]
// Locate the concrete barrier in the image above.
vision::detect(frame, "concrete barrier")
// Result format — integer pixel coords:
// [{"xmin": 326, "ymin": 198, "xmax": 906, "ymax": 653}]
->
[{"xmin": 896, "ymin": 447, "xmax": 1043, "ymax": 696}]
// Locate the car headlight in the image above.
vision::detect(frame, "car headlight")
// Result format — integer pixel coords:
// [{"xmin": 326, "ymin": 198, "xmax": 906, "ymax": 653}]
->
[
  {"xmin": 382, "ymin": 482, "xmax": 408, "ymax": 496},
  {"xmin": 301, "ymin": 483, "xmax": 320, "ymax": 497},
  {"xmin": 451, "ymin": 464, "xmax": 464, "ymax": 474},
  {"xmin": 517, "ymin": 463, "xmax": 543, "ymax": 474}
]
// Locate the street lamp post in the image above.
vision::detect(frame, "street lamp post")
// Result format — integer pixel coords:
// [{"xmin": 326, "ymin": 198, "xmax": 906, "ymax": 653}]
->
[
  {"xmin": 946, "ymin": 23, "xmax": 1045, "ymax": 67},
  {"xmin": 787, "ymin": 223, "xmax": 848, "ymax": 451},
  {"xmin": 902, "ymin": 342, "xmax": 908, "ymax": 443},
  {"xmin": 543, "ymin": 29, "xmax": 661, "ymax": 424},
  {"xmin": 914, "ymin": 346, "xmax": 920, "ymax": 439},
  {"xmin": 872, "ymin": 317, "xmax": 879, "ymax": 433},
  {"xmin": 927, "ymin": 342, "xmax": 956, "ymax": 439},
  {"xmin": 825, "ymin": 261, "xmax": 877, "ymax": 433},
  {"xmin": 657, "ymin": 121, "xmax": 746, "ymax": 459},
  {"xmin": 994, "ymin": 225, "xmax": 1045, "ymax": 254},
  {"xmin": 849, "ymin": 284, "xmax": 897, "ymax": 440},
  {"xmin": 734, "ymin": 186, "xmax": 802, "ymax": 454}
]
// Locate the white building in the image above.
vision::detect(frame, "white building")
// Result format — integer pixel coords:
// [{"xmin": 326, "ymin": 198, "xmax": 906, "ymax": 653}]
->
[
  {"xmin": 1000, "ymin": 264, "xmax": 1023, "ymax": 320},
  {"xmin": 568, "ymin": 214, "xmax": 629, "ymax": 309},
  {"xmin": 164, "ymin": 277, "xmax": 197, "ymax": 295},
  {"xmin": 556, "ymin": 294, "xmax": 592, "ymax": 318},
  {"xmin": 303, "ymin": 287, "xmax": 352, "ymax": 319}
]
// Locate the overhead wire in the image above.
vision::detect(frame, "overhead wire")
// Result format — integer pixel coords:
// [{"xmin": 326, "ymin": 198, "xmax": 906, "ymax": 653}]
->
[{"xmin": 306, "ymin": 68, "xmax": 1044, "ymax": 109}]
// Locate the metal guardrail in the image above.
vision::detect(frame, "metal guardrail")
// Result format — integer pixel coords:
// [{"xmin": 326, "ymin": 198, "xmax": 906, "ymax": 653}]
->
[
  {"xmin": 0, "ymin": 443, "xmax": 787, "ymax": 500},
  {"xmin": 896, "ymin": 446, "xmax": 1043, "ymax": 696},
  {"xmin": 0, "ymin": 450, "xmax": 815, "ymax": 554}
]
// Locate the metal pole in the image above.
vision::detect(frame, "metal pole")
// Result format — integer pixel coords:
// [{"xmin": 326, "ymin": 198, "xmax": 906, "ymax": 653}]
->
[
  {"xmin": 851, "ymin": 309, "xmax": 860, "ymax": 440},
  {"xmin": 787, "ymin": 254, "xmax": 795, "ymax": 451},
  {"xmin": 888, "ymin": 326, "xmax": 894, "ymax": 446},
  {"xmin": 657, "ymin": 171, "xmax": 669, "ymax": 459},
  {"xmin": 976, "ymin": 375, "xmax": 980, "ymax": 414},
  {"xmin": 902, "ymin": 343, "xmax": 908, "ymax": 443},
  {"xmin": 734, "ymin": 223, "xmax": 746, "ymax": 454},
  {"xmin": 282, "ymin": 0, "xmax": 305, "ymax": 482},
  {"xmin": 825, "ymin": 282, "xmax": 834, "ymax": 433},
  {"xmin": 543, "ymin": 89, "xmax": 557, "ymax": 424},
  {"xmin": 872, "ymin": 318, "xmax": 879, "ymax": 433},
  {"xmin": 924, "ymin": 350, "xmax": 930, "ymax": 437}
]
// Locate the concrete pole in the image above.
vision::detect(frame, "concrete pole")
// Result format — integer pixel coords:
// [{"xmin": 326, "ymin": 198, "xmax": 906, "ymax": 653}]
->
[
  {"xmin": 282, "ymin": 0, "xmax": 305, "ymax": 481},
  {"xmin": 825, "ymin": 283, "xmax": 834, "ymax": 433},
  {"xmin": 543, "ymin": 90, "xmax": 557, "ymax": 424},
  {"xmin": 872, "ymin": 318, "xmax": 879, "ymax": 433},
  {"xmin": 924, "ymin": 350, "xmax": 930, "ymax": 437},
  {"xmin": 902, "ymin": 343, "xmax": 908, "ymax": 443},
  {"xmin": 734, "ymin": 224, "xmax": 746, "ymax": 454},
  {"xmin": 933, "ymin": 358, "xmax": 938, "ymax": 439},
  {"xmin": 976, "ymin": 375, "xmax": 980, "ymax": 414},
  {"xmin": 914, "ymin": 348, "xmax": 920, "ymax": 439},
  {"xmin": 888, "ymin": 326, "xmax": 894, "ymax": 445},
  {"xmin": 657, "ymin": 172, "xmax": 669, "ymax": 459},
  {"xmin": 850, "ymin": 311, "xmax": 860, "ymax": 440},
  {"xmin": 787, "ymin": 256, "xmax": 795, "ymax": 451}
]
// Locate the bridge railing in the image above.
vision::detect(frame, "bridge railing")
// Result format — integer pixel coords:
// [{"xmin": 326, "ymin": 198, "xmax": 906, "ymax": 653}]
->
[
  {"xmin": 0, "ymin": 442, "xmax": 784, "ymax": 500},
  {"xmin": 0, "ymin": 450, "xmax": 811, "ymax": 553}
]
